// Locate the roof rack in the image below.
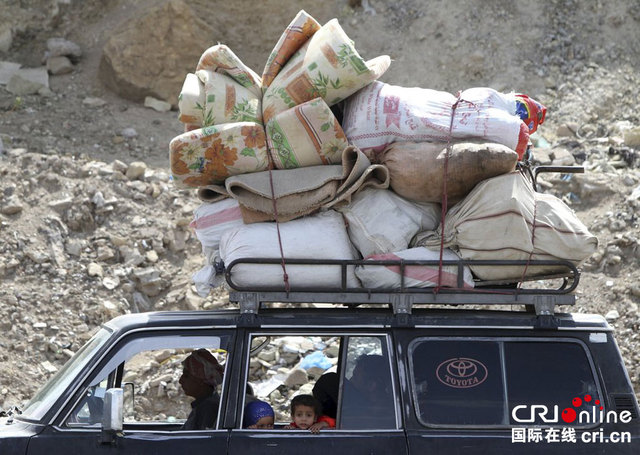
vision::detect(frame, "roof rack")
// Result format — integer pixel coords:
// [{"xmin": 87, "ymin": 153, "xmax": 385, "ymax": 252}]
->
[{"xmin": 225, "ymin": 258, "xmax": 579, "ymax": 316}]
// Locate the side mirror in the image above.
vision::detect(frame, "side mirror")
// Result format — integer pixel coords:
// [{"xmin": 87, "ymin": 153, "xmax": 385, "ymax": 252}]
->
[{"xmin": 101, "ymin": 388, "xmax": 123, "ymax": 444}]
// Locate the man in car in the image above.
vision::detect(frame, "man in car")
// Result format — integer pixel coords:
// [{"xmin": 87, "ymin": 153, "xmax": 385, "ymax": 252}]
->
[{"xmin": 179, "ymin": 349, "xmax": 224, "ymax": 430}]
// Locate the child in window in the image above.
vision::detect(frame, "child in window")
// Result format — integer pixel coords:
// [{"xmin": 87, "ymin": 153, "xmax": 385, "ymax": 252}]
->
[
  {"xmin": 243, "ymin": 400, "xmax": 275, "ymax": 429},
  {"xmin": 285, "ymin": 394, "xmax": 335, "ymax": 433}
]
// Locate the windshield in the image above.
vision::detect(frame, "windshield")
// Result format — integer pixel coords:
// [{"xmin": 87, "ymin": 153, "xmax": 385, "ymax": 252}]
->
[{"xmin": 20, "ymin": 327, "xmax": 112, "ymax": 421}]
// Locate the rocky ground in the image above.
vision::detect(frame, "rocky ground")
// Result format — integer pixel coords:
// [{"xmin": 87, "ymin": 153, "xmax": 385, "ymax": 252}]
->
[{"xmin": 0, "ymin": 0, "xmax": 639, "ymax": 411}]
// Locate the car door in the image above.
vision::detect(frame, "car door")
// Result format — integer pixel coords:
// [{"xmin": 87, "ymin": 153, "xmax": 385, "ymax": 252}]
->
[
  {"xmin": 401, "ymin": 332, "xmax": 608, "ymax": 454},
  {"xmin": 27, "ymin": 328, "xmax": 235, "ymax": 455},
  {"xmin": 227, "ymin": 332, "xmax": 408, "ymax": 455}
]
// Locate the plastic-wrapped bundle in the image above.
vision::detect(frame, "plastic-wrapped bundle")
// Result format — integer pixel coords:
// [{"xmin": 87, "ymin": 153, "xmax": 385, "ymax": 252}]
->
[{"xmin": 342, "ymin": 82, "xmax": 530, "ymax": 159}]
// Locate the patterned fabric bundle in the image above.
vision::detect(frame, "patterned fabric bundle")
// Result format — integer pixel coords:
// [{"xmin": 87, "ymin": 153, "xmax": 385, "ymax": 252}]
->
[
  {"xmin": 178, "ymin": 70, "xmax": 262, "ymax": 130},
  {"xmin": 261, "ymin": 18, "xmax": 390, "ymax": 123},
  {"xmin": 177, "ymin": 73, "xmax": 205, "ymax": 129},
  {"xmin": 195, "ymin": 44, "xmax": 262, "ymax": 97},
  {"xmin": 266, "ymin": 97, "xmax": 348, "ymax": 169},
  {"xmin": 169, "ymin": 123, "xmax": 269, "ymax": 187},
  {"xmin": 261, "ymin": 10, "xmax": 321, "ymax": 90}
]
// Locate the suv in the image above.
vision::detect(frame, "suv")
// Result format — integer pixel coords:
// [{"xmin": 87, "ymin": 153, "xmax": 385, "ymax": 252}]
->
[{"xmin": 1, "ymin": 260, "xmax": 638, "ymax": 454}]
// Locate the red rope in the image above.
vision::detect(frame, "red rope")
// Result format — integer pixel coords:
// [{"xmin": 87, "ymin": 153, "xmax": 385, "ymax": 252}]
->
[
  {"xmin": 267, "ymin": 163, "xmax": 290, "ymax": 294},
  {"xmin": 517, "ymin": 172, "xmax": 538, "ymax": 289},
  {"xmin": 435, "ymin": 93, "xmax": 462, "ymax": 293}
]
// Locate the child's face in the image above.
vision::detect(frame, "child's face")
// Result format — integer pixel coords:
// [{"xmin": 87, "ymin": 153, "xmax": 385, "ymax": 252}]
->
[
  {"xmin": 252, "ymin": 415, "xmax": 274, "ymax": 429},
  {"xmin": 292, "ymin": 404, "xmax": 317, "ymax": 429}
]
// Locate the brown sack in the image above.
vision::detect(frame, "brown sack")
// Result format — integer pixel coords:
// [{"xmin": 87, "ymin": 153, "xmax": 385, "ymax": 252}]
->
[{"xmin": 381, "ymin": 141, "xmax": 518, "ymax": 205}]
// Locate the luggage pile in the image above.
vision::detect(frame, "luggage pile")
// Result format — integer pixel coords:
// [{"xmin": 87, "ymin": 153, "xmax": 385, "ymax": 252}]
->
[{"xmin": 171, "ymin": 10, "xmax": 598, "ymax": 296}]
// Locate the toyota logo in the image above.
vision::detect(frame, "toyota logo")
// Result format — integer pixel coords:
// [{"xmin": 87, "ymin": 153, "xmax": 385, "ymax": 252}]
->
[
  {"xmin": 436, "ymin": 357, "xmax": 488, "ymax": 389},
  {"xmin": 446, "ymin": 359, "xmax": 478, "ymax": 378}
]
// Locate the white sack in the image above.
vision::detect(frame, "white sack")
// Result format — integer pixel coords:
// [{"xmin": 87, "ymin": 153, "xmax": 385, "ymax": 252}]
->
[
  {"xmin": 219, "ymin": 210, "xmax": 361, "ymax": 289},
  {"xmin": 336, "ymin": 188, "xmax": 440, "ymax": 258},
  {"xmin": 192, "ymin": 264, "xmax": 227, "ymax": 297},
  {"xmin": 416, "ymin": 171, "xmax": 598, "ymax": 280},
  {"xmin": 342, "ymin": 82, "xmax": 528, "ymax": 158},
  {"xmin": 190, "ymin": 198, "xmax": 244, "ymax": 264},
  {"xmin": 355, "ymin": 247, "xmax": 474, "ymax": 289}
]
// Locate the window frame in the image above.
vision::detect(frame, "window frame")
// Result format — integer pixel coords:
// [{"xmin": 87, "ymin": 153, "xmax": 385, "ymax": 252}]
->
[
  {"xmin": 239, "ymin": 330, "xmax": 402, "ymax": 431},
  {"xmin": 407, "ymin": 336, "xmax": 603, "ymax": 430},
  {"xmin": 55, "ymin": 327, "xmax": 235, "ymax": 432}
]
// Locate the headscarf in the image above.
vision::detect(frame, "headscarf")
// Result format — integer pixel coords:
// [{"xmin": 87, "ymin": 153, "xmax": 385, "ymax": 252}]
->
[
  {"xmin": 183, "ymin": 349, "xmax": 224, "ymax": 387},
  {"xmin": 243, "ymin": 400, "xmax": 274, "ymax": 428},
  {"xmin": 313, "ymin": 372, "xmax": 339, "ymax": 419}
]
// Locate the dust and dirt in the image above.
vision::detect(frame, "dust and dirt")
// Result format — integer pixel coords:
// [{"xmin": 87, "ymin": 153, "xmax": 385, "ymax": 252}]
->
[{"xmin": 0, "ymin": 0, "xmax": 638, "ymax": 409}]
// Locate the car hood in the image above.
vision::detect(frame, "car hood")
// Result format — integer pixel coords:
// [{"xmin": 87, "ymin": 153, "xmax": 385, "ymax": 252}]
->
[{"xmin": 0, "ymin": 418, "xmax": 42, "ymax": 455}]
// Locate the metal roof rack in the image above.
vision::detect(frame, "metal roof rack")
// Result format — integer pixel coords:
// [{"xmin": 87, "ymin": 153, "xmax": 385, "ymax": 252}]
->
[{"xmin": 225, "ymin": 258, "xmax": 579, "ymax": 317}]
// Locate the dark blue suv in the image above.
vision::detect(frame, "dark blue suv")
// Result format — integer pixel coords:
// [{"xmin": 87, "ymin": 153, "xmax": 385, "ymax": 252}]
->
[{"xmin": 1, "ymin": 264, "xmax": 639, "ymax": 454}]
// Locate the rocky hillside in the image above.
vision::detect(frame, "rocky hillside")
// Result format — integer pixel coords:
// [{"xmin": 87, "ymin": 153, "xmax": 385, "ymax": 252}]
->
[{"xmin": 0, "ymin": 0, "xmax": 639, "ymax": 409}]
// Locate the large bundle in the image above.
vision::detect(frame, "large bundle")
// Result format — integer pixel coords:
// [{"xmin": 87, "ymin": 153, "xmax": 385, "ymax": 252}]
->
[
  {"xmin": 261, "ymin": 18, "xmax": 390, "ymax": 123},
  {"xmin": 266, "ymin": 97, "xmax": 349, "ymax": 169},
  {"xmin": 219, "ymin": 210, "xmax": 360, "ymax": 289},
  {"xmin": 190, "ymin": 199, "xmax": 245, "ymax": 295},
  {"xmin": 356, "ymin": 247, "xmax": 475, "ymax": 289},
  {"xmin": 415, "ymin": 172, "xmax": 598, "ymax": 280},
  {"xmin": 336, "ymin": 188, "xmax": 440, "ymax": 258},
  {"xmin": 170, "ymin": 10, "xmax": 585, "ymax": 296},
  {"xmin": 195, "ymin": 146, "xmax": 389, "ymax": 223},
  {"xmin": 375, "ymin": 141, "xmax": 519, "ymax": 205},
  {"xmin": 191, "ymin": 199, "xmax": 244, "ymax": 264},
  {"xmin": 171, "ymin": 11, "xmax": 390, "ymax": 189},
  {"xmin": 170, "ymin": 123, "xmax": 269, "ymax": 187},
  {"xmin": 342, "ymin": 82, "xmax": 534, "ymax": 159}
]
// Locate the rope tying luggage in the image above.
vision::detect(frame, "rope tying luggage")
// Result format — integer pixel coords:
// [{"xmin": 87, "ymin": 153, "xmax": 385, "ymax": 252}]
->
[
  {"xmin": 436, "ymin": 92, "xmax": 462, "ymax": 293},
  {"xmin": 517, "ymin": 170, "xmax": 538, "ymax": 289},
  {"xmin": 267, "ymin": 162, "xmax": 290, "ymax": 294}
]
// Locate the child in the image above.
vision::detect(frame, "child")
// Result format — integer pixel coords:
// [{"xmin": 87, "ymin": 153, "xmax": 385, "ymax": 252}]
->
[
  {"xmin": 285, "ymin": 394, "xmax": 335, "ymax": 433},
  {"xmin": 243, "ymin": 400, "xmax": 275, "ymax": 429}
]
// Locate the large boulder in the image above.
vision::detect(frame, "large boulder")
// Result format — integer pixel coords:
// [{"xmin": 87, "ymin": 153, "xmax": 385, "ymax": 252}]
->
[{"xmin": 99, "ymin": 0, "xmax": 212, "ymax": 107}]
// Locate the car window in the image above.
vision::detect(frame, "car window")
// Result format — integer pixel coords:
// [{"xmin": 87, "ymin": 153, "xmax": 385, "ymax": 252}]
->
[
  {"xmin": 243, "ymin": 335, "xmax": 340, "ymax": 427},
  {"xmin": 21, "ymin": 327, "xmax": 111, "ymax": 421},
  {"xmin": 410, "ymin": 339, "xmax": 505, "ymax": 426},
  {"xmin": 505, "ymin": 341, "xmax": 600, "ymax": 425},
  {"xmin": 64, "ymin": 332, "xmax": 231, "ymax": 430},
  {"xmin": 339, "ymin": 336, "xmax": 398, "ymax": 429},
  {"xmin": 242, "ymin": 333, "xmax": 397, "ymax": 430},
  {"xmin": 410, "ymin": 338, "xmax": 600, "ymax": 428}
]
